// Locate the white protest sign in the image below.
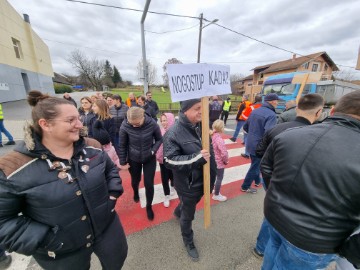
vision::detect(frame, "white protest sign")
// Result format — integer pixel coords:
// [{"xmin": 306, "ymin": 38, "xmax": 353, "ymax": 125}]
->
[{"xmin": 166, "ymin": 63, "xmax": 231, "ymax": 102}]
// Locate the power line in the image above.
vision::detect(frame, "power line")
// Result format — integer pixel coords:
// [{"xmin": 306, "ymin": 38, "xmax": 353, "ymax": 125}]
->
[
  {"xmin": 64, "ymin": 0, "xmax": 199, "ymax": 19},
  {"xmin": 145, "ymin": 23, "xmax": 199, "ymax": 34},
  {"xmin": 213, "ymin": 23, "xmax": 357, "ymax": 69},
  {"xmin": 60, "ymin": 0, "xmax": 357, "ymax": 69}
]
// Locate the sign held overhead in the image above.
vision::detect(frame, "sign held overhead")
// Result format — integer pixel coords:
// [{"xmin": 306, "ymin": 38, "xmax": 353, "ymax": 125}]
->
[{"xmin": 167, "ymin": 63, "xmax": 231, "ymax": 102}]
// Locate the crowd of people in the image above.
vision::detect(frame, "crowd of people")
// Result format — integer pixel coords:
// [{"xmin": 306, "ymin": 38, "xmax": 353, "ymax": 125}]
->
[{"xmin": 0, "ymin": 89, "xmax": 359, "ymax": 270}]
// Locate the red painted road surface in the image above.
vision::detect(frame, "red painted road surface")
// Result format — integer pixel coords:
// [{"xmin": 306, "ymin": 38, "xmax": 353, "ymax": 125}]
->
[{"xmin": 115, "ymin": 134, "xmax": 257, "ymax": 235}]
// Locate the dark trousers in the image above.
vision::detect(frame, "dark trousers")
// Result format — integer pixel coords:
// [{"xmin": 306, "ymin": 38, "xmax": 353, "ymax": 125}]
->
[
  {"xmin": 220, "ymin": 111, "xmax": 229, "ymax": 125},
  {"xmin": 174, "ymin": 195, "xmax": 202, "ymax": 245},
  {"xmin": 33, "ymin": 215, "xmax": 128, "ymax": 270},
  {"xmin": 128, "ymin": 156, "xmax": 156, "ymax": 206},
  {"xmin": 113, "ymin": 133, "xmax": 121, "ymax": 158},
  {"xmin": 0, "ymin": 245, "xmax": 5, "ymax": 257},
  {"xmin": 159, "ymin": 163, "xmax": 174, "ymax": 196}
]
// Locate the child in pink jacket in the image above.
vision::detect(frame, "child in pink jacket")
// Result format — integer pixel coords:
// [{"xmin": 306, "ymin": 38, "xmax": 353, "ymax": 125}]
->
[
  {"xmin": 210, "ymin": 119, "xmax": 229, "ymax": 202},
  {"xmin": 156, "ymin": 113, "xmax": 175, "ymax": 207},
  {"xmin": 92, "ymin": 120, "xmax": 121, "ymax": 169}
]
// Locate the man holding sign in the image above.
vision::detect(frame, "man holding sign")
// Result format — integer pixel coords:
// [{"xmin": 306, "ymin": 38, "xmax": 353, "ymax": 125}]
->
[{"xmin": 163, "ymin": 99, "xmax": 217, "ymax": 261}]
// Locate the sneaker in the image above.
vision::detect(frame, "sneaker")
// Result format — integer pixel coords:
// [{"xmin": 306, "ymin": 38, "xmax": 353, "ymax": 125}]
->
[
  {"xmin": 4, "ymin": 141, "xmax": 15, "ymax": 146},
  {"xmin": 163, "ymin": 195, "xmax": 170, "ymax": 208},
  {"xmin": 212, "ymin": 193, "xmax": 227, "ymax": 202},
  {"xmin": 241, "ymin": 188, "xmax": 257, "ymax": 194},
  {"xmin": 0, "ymin": 253, "xmax": 12, "ymax": 269},
  {"xmin": 185, "ymin": 242, "xmax": 199, "ymax": 262},
  {"xmin": 241, "ymin": 153, "xmax": 250, "ymax": 159},
  {"xmin": 254, "ymin": 183, "xmax": 261, "ymax": 187},
  {"xmin": 252, "ymin": 247, "xmax": 264, "ymax": 259},
  {"xmin": 146, "ymin": 205, "xmax": 154, "ymax": 220},
  {"xmin": 229, "ymin": 137, "xmax": 236, "ymax": 142},
  {"xmin": 133, "ymin": 192, "xmax": 140, "ymax": 203},
  {"xmin": 170, "ymin": 186, "xmax": 176, "ymax": 196}
]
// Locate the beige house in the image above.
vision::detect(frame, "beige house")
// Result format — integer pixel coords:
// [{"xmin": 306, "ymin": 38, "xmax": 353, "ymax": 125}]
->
[
  {"xmin": 0, "ymin": 0, "xmax": 54, "ymax": 102},
  {"xmin": 242, "ymin": 52, "xmax": 339, "ymax": 101}
]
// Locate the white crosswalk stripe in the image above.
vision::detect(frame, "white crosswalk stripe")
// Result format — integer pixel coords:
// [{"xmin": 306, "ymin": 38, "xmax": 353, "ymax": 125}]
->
[{"xmin": 140, "ymin": 143, "xmax": 248, "ymax": 208}]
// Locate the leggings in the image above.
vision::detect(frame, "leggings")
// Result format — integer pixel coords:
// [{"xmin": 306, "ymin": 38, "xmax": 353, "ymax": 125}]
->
[
  {"xmin": 128, "ymin": 156, "xmax": 156, "ymax": 206},
  {"xmin": 214, "ymin": 168, "xmax": 225, "ymax": 195},
  {"xmin": 159, "ymin": 163, "xmax": 174, "ymax": 196}
]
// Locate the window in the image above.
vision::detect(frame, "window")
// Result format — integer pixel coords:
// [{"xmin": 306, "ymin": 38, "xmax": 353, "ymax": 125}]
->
[
  {"xmin": 312, "ymin": 63, "xmax": 319, "ymax": 72},
  {"xmin": 12, "ymin": 38, "xmax": 23, "ymax": 59},
  {"xmin": 324, "ymin": 64, "xmax": 328, "ymax": 71},
  {"xmin": 304, "ymin": 62, "xmax": 309, "ymax": 69}
]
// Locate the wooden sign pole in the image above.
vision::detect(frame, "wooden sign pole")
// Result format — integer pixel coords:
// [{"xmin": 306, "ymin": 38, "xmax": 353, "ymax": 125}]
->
[
  {"xmin": 201, "ymin": 97, "xmax": 211, "ymax": 229},
  {"xmin": 295, "ymin": 73, "xmax": 310, "ymax": 104}
]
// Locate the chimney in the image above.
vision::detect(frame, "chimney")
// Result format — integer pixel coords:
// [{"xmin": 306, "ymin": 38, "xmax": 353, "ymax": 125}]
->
[
  {"xmin": 23, "ymin": 14, "xmax": 30, "ymax": 23},
  {"xmin": 292, "ymin": 54, "xmax": 296, "ymax": 60}
]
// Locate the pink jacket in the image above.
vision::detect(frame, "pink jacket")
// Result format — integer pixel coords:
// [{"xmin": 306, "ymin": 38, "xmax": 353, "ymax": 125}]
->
[
  {"xmin": 156, "ymin": 113, "xmax": 175, "ymax": 164},
  {"xmin": 103, "ymin": 143, "xmax": 121, "ymax": 169},
  {"xmin": 211, "ymin": 132, "xmax": 229, "ymax": 169}
]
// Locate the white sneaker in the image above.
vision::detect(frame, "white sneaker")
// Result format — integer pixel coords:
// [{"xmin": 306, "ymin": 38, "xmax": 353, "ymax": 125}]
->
[
  {"xmin": 212, "ymin": 193, "xmax": 227, "ymax": 202},
  {"xmin": 170, "ymin": 186, "xmax": 176, "ymax": 196},
  {"xmin": 163, "ymin": 195, "xmax": 170, "ymax": 208}
]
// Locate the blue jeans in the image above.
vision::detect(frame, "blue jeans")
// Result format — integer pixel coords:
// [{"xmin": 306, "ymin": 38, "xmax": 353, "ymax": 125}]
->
[
  {"xmin": 243, "ymin": 133, "xmax": 249, "ymax": 155},
  {"xmin": 241, "ymin": 154, "xmax": 261, "ymax": 190},
  {"xmin": 262, "ymin": 224, "xmax": 337, "ymax": 270},
  {"xmin": 0, "ymin": 120, "xmax": 14, "ymax": 144},
  {"xmin": 232, "ymin": 120, "xmax": 245, "ymax": 139},
  {"xmin": 256, "ymin": 218, "xmax": 270, "ymax": 254}
]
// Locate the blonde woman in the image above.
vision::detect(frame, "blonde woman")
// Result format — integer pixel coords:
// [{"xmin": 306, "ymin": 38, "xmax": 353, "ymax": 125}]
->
[
  {"xmin": 119, "ymin": 107, "xmax": 162, "ymax": 220},
  {"xmin": 91, "ymin": 99, "xmax": 116, "ymax": 150}
]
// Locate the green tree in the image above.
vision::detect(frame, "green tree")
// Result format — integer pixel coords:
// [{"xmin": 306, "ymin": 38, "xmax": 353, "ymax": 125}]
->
[{"xmin": 112, "ymin": 65, "xmax": 122, "ymax": 86}]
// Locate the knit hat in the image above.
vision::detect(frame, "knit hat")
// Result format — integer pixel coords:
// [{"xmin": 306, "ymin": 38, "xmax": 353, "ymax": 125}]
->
[
  {"xmin": 180, "ymin": 98, "xmax": 201, "ymax": 113},
  {"xmin": 264, "ymin": 93, "xmax": 283, "ymax": 101},
  {"xmin": 92, "ymin": 120, "xmax": 111, "ymax": 145}
]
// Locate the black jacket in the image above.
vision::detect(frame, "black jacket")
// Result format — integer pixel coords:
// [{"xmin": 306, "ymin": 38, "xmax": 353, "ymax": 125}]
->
[
  {"xmin": 119, "ymin": 115, "xmax": 162, "ymax": 165},
  {"xmin": 262, "ymin": 115, "xmax": 360, "ymax": 256},
  {"xmin": 79, "ymin": 110, "xmax": 96, "ymax": 137},
  {"xmin": 0, "ymin": 131, "xmax": 123, "ymax": 258},
  {"xmin": 257, "ymin": 116, "xmax": 311, "ymax": 188},
  {"xmin": 163, "ymin": 112, "xmax": 217, "ymax": 197}
]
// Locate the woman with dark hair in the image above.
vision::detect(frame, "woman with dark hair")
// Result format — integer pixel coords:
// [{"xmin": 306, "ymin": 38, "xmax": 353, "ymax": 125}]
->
[
  {"xmin": 78, "ymin": 96, "xmax": 96, "ymax": 137},
  {"xmin": 0, "ymin": 91, "xmax": 127, "ymax": 270},
  {"xmin": 119, "ymin": 107, "xmax": 162, "ymax": 220},
  {"xmin": 91, "ymin": 99, "xmax": 116, "ymax": 147}
]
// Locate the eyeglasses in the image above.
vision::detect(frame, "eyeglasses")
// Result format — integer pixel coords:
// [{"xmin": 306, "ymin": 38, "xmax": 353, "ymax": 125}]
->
[{"xmin": 52, "ymin": 116, "xmax": 82, "ymax": 126}]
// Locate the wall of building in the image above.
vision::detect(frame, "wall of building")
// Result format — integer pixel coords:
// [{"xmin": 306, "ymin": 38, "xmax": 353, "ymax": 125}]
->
[
  {"xmin": 0, "ymin": 0, "xmax": 54, "ymax": 102},
  {"xmin": 0, "ymin": 63, "xmax": 54, "ymax": 102}
]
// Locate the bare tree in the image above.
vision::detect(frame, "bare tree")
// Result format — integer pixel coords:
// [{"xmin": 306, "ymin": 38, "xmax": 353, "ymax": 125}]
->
[
  {"xmin": 333, "ymin": 69, "xmax": 358, "ymax": 82},
  {"xmin": 67, "ymin": 50, "xmax": 105, "ymax": 91},
  {"xmin": 136, "ymin": 60, "xmax": 158, "ymax": 86},
  {"xmin": 162, "ymin": 58, "xmax": 183, "ymax": 86},
  {"xmin": 230, "ymin": 73, "xmax": 245, "ymax": 93}
]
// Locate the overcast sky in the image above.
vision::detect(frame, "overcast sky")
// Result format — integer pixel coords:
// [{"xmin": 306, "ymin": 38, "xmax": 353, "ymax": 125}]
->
[{"xmin": 7, "ymin": 0, "xmax": 360, "ymax": 83}]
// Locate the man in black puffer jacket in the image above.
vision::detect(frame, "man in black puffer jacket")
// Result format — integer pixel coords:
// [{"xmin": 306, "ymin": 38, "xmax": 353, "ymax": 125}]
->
[
  {"xmin": 163, "ymin": 99, "xmax": 217, "ymax": 262},
  {"xmin": 261, "ymin": 91, "xmax": 360, "ymax": 269}
]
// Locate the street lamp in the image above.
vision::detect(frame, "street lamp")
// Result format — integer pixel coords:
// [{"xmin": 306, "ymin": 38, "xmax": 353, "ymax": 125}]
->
[{"xmin": 197, "ymin": 14, "xmax": 218, "ymax": 63}]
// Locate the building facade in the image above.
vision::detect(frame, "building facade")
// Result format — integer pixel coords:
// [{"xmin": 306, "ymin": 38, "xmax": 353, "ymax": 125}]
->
[{"xmin": 0, "ymin": 0, "xmax": 54, "ymax": 103}]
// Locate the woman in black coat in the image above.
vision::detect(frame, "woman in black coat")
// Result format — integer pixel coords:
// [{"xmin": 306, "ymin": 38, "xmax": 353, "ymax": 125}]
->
[
  {"xmin": 0, "ymin": 91, "xmax": 127, "ymax": 270},
  {"xmin": 119, "ymin": 107, "xmax": 162, "ymax": 220}
]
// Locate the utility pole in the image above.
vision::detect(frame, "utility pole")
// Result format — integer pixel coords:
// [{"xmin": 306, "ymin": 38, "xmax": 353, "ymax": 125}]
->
[
  {"xmin": 356, "ymin": 45, "xmax": 360, "ymax": 70},
  {"xmin": 197, "ymin": 13, "xmax": 203, "ymax": 64},
  {"xmin": 141, "ymin": 0, "xmax": 151, "ymax": 94}
]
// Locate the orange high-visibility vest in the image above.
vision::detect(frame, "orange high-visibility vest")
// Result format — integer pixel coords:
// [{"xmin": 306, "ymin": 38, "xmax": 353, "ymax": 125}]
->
[{"xmin": 240, "ymin": 103, "xmax": 262, "ymax": 120}]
